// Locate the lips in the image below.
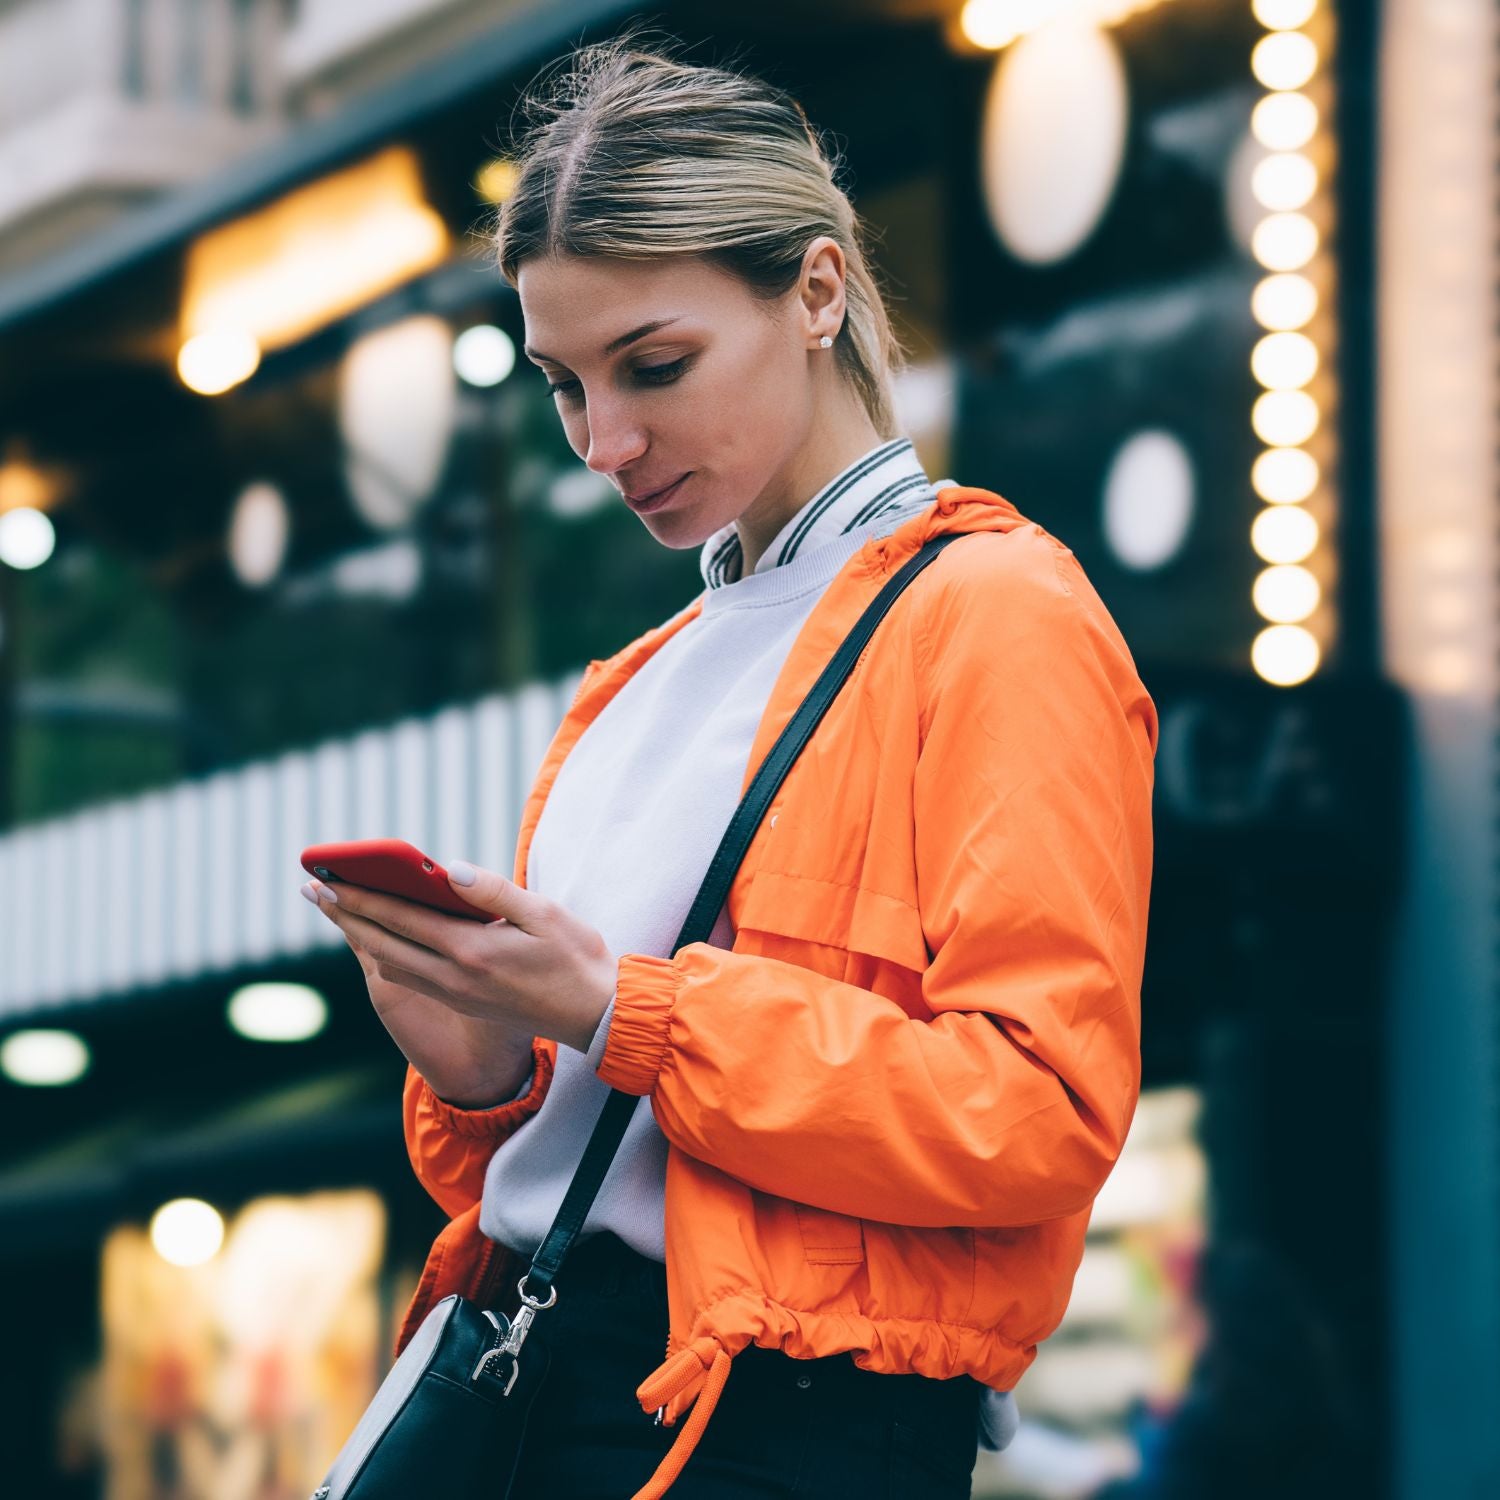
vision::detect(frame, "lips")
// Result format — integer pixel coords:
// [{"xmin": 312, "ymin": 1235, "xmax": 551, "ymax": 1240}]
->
[{"xmin": 623, "ymin": 473, "xmax": 689, "ymax": 512}]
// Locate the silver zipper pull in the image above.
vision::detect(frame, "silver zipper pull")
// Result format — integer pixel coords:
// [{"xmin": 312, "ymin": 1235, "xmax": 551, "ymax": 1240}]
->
[
  {"xmin": 473, "ymin": 1276, "xmax": 557, "ymax": 1390},
  {"xmin": 503, "ymin": 1299, "xmax": 535, "ymax": 1356}
]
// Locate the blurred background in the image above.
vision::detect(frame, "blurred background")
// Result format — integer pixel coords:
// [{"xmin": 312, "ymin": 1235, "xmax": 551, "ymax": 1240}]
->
[{"xmin": 0, "ymin": 0, "xmax": 1491, "ymax": 1496}]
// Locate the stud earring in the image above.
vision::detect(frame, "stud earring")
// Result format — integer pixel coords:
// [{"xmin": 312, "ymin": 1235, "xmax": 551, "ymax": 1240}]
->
[{"xmin": 818, "ymin": 335, "xmax": 832, "ymax": 348}]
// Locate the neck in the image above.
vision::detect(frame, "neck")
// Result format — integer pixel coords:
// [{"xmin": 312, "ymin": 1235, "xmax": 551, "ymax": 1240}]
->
[{"xmin": 736, "ymin": 398, "xmax": 889, "ymax": 577}]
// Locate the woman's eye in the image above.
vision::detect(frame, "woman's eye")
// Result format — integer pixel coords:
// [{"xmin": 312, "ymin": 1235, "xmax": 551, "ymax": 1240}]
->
[
  {"xmin": 635, "ymin": 358, "xmax": 688, "ymax": 385},
  {"xmin": 545, "ymin": 359, "xmax": 688, "ymax": 402}
]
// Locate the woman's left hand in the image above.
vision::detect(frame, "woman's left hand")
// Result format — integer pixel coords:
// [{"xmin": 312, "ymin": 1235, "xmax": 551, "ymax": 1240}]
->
[{"xmin": 304, "ymin": 860, "xmax": 618, "ymax": 1054}]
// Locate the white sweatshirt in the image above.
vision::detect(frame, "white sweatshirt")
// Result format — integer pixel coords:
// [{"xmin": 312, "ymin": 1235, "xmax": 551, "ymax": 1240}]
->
[{"xmin": 473, "ymin": 437, "xmax": 1019, "ymax": 1451}]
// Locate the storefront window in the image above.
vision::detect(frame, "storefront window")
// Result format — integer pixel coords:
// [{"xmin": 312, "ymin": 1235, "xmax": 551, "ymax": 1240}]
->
[{"xmin": 99, "ymin": 1188, "xmax": 386, "ymax": 1500}]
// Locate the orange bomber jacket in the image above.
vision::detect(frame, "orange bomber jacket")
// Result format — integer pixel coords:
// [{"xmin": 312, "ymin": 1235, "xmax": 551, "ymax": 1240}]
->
[{"xmin": 395, "ymin": 485, "xmax": 1159, "ymax": 1499}]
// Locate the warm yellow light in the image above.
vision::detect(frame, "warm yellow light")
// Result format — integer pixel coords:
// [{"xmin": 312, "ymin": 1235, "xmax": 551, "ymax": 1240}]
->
[
  {"xmin": 177, "ymin": 329, "xmax": 262, "ymax": 395},
  {"xmin": 150, "ymin": 1198, "xmax": 226, "ymax": 1267},
  {"xmin": 1252, "ymin": 212, "xmax": 1319, "ymax": 271},
  {"xmin": 0, "ymin": 457, "xmax": 52, "ymax": 512},
  {"xmin": 1252, "ymin": 330, "xmax": 1319, "ymax": 389},
  {"xmin": 474, "ymin": 157, "xmax": 519, "ymax": 204},
  {"xmin": 1252, "ymin": 31, "xmax": 1318, "ymax": 91},
  {"xmin": 1251, "ymin": 152, "xmax": 1317, "ymax": 212},
  {"xmin": 1252, "ymin": 445, "xmax": 1319, "ymax": 502},
  {"xmin": 1252, "ymin": 624, "xmax": 1320, "ymax": 685},
  {"xmin": 1252, "ymin": 504, "xmax": 1319, "ymax": 564},
  {"xmin": 1252, "ymin": 389, "xmax": 1320, "ymax": 446},
  {"xmin": 1253, "ymin": 0, "xmax": 1316, "ymax": 27},
  {"xmin": 1252, "ymin": 272, "xmax": 1318, "ymax": 330},
  {"xmin": 1251, "ymin": 91, "xmax": 1318, "ymax": 150},
  {"xmin": 1247, "ymin": 6, "xmax": 1327, "ymax": 694},
  {"xmin": 181, "ymin": 147, "xmax": 450, "ymax": 355},
  {"xmin": 959, "ymin": 0, "xmax": 1021, "ymax": 49},
  {"xmin": 1253, "ymin": 563, "xmax": 1320, "ymax": 622},
  {"xmin": 958, "ymin": 0, "xmax": 1173, "ymax": 49}
]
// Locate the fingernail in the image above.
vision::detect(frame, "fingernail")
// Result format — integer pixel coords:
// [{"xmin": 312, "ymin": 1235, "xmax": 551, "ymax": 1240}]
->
[
  {"xmin": 299, "ymin": 882, "xmax": 319, "ymax": 906},
  {"xmin": 309, "ymin": 880, "xmax": 338, "ymax": 904},
  {"xmin": 447, "ymin": 860, "xmax": 476, "ymax": 886}
]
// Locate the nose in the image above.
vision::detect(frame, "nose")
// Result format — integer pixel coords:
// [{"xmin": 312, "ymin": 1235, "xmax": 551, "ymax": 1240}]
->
[{"xmin": 581, "ymin": 393, "xmax": 647, "ymax": 480}]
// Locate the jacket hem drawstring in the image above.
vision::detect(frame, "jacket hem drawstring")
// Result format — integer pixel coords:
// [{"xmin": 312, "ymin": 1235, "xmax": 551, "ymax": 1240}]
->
[{"xmin": 629, "ymin": 1343, "xmax": 734, "ymax": 1499}]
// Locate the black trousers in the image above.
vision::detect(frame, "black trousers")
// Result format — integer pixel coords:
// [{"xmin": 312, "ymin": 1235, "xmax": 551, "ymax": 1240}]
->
[{"xmin": 498, "ymin": 1229, "xmax": 983, "ymax": 1499}]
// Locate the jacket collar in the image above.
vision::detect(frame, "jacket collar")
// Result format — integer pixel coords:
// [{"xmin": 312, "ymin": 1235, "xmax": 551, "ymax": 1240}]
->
[
  {"xmin": 698, "ymin": 437, "xmax": 938, "ymax": 589},
  {"xmin": 598, "ymin": 484, "xmax": 1028, "ymax": 698}
]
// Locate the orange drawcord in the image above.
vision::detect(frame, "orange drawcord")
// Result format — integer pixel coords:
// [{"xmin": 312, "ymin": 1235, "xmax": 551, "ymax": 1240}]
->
[{"xmin": 629, "ymin": 1344, "xmax": 734, "ymax": 1500}]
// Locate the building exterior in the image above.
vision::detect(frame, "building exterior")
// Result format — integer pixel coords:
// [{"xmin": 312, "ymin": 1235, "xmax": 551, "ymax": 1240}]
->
[{"xmin": 0, "ymin": 2, "xmax": 1489, "ymax": 1496}]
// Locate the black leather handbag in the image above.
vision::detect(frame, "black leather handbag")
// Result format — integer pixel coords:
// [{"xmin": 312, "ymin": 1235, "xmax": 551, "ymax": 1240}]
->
[
  {"xmin": 309, "ymin": 1294, "xmax": 550, "ymax": 1500},
  {"xmin": 308, "ymin": 532, "xmax": 971, "ymax": 1500}
]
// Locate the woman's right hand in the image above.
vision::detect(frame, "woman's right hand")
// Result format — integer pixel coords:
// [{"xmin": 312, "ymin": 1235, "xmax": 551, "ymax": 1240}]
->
[{"xmin": 342, "ymin": 922, "xmax": 536, "ymax": 1108}]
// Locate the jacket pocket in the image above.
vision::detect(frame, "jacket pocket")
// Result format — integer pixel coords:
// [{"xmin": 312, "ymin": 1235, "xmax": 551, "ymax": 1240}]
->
[
  {"xmin": 795, "ymin": 1204, "xmax": 865, "ymax": 1266},
  {"xmin": 732, "ymin": 869, "xmax": 929, "ymax": 975}
]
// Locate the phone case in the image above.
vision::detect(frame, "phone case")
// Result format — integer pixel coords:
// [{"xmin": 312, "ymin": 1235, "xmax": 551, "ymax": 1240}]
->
[{"xmin": 299, "ymin": 839, "xmax": 493, "ymax": 922}]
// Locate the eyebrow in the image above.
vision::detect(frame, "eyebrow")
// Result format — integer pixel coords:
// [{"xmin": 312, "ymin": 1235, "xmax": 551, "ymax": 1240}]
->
[{"xmin": 523, "ymin": 317, "xmax": 685, "ymax": 365}]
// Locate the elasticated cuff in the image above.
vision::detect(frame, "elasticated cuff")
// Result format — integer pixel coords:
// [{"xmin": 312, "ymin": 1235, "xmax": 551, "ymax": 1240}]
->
[
  {"xmin": 419, "ymin": 1037, "xmax": 550, "ymax": 1138},
  {"xmin": 596, "ymin": 953, "xmax": 679, "ymax": 1095}
]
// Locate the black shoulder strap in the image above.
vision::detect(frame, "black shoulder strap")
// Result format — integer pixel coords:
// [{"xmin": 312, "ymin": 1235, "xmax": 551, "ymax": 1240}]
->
[{"xmin": 522, "ymin": 531, "xmax": 971, "ymax": 1297}]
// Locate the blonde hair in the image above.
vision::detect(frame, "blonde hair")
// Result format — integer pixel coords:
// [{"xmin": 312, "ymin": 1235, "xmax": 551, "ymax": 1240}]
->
[{"xmin": 490, "ymin": 26, "xmax": 910, "ymax": 438}]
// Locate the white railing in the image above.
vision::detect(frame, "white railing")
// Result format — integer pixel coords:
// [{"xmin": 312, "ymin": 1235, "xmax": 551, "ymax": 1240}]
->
[{"xmin": 0, "ymin": 669, "xmax": 583, "ymax": 1018}]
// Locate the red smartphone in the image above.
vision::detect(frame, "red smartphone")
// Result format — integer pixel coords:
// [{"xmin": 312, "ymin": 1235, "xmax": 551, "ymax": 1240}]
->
[{"xmin": 299, "ymin": 838, "xmax": 493, "ymax": 922}]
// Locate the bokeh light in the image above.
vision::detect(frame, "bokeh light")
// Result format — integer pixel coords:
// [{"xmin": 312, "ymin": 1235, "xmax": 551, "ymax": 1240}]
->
[
  {"xmin": 150, "ymin": 1199, "xmax": 226, "ymax": 1267},
  {"xmin": 0, "ymin": 1028, "xmax": 90, "ymax": 1086},
  {"xmin": 453, "ymin": 325, "xmax": 517, "ymax": 388},
  {"xmin": 0, "ymin": 506, "xmax": 55, "ymax": 569},
  {"xmin": 1251, "ymin": 623, "xmax": 1321, "ymax": 685},
  {"xmin": 1252, "ymin": 504, "xmax": 1319, "ymax": 564},
  {"xmin": 227, "ymin": 982, "xmax": 329, "ymax": 1043},
  {"xmin": 1253, "ymin": 563, "xmax": 1321, "ymax": 622},
  {"xmin": 177, "ymin": 329, "xmax": 261, "ymax": 395}
]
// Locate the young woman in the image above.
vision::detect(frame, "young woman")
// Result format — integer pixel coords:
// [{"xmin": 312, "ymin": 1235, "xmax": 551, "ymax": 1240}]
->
[{"xmin": 301, "ymin": 28, "xmax": 1158, "ymax": 1500}]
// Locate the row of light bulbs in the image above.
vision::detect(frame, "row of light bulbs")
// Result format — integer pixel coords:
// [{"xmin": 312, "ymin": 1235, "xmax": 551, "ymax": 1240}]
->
[
  {"xmin": 1246, "ymin": 0, "xmax": 1332, "ymax": 687},
  {"xmin": 945, "ymin": 0, "xmax": 1339, "ymax": 684}
]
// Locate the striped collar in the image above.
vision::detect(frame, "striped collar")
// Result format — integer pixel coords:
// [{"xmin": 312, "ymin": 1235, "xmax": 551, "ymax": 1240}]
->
[{"xmin": 698, "ymin": 438, "xmax": 936, "ymax": 590}]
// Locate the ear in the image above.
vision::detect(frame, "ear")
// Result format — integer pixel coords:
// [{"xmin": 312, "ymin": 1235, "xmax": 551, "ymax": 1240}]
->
[{"xmin": 800, "ymin": 236, "xmax": 847, "ymax": 343}]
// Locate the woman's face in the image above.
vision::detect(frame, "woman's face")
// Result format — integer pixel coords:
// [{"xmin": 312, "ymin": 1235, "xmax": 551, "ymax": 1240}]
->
[{"xmin": 516, "ymin": 247, "xmax": 847, "ymax": 554}]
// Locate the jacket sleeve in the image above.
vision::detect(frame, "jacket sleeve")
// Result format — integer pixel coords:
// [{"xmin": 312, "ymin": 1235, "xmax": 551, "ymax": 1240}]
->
[
  {"xmin": 402, "ymin": 1040, "xmax": 554, "ymax": 1218},
  {"xmin": 595, "ymin": 533, "xmax": 1158, "ymax": 1229}
]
